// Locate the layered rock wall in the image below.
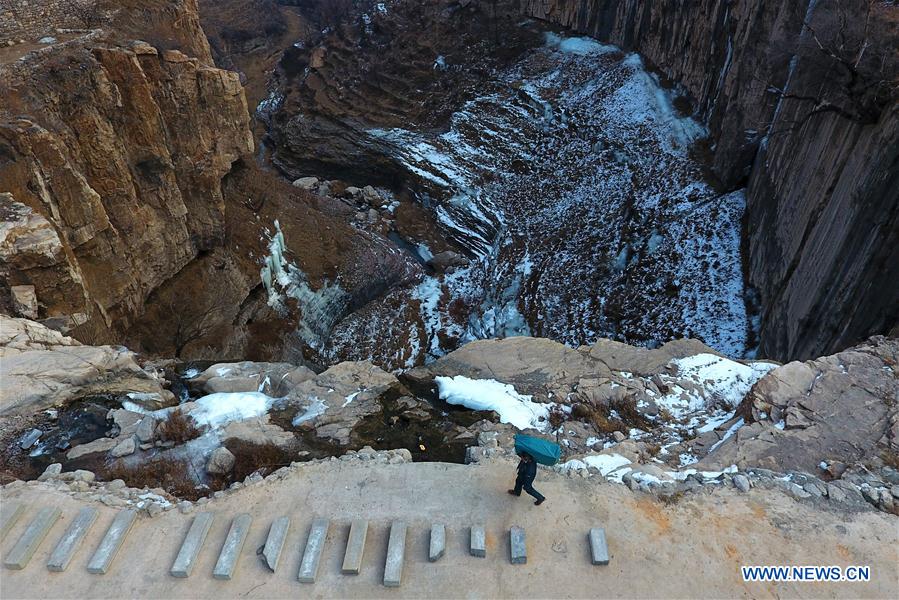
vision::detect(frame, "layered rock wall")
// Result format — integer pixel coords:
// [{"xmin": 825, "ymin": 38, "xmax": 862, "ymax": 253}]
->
[
  {"xmin": 0, "ymin": 3, "xmax": 253, "ymax": 342},
  {"xmin": 522, "ymin": 0, "xmax": 899, "ymax": 360}
]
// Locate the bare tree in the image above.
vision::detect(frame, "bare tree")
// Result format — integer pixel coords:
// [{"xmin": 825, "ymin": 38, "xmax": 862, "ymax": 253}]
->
[{"xmin": 163, "ymin": 295, "xmax": 230, "ymax": 358}]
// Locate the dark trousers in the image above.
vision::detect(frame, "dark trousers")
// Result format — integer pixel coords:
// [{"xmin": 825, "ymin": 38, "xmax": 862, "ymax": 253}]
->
[{"xmin": 513, "ymin": 476, "xmax": 545, "ymax": 502}]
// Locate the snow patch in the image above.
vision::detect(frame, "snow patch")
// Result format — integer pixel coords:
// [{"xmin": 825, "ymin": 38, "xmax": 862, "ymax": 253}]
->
[{"xmin": 435, "ymin": 376, "xmax": 550, "ymax": 431}]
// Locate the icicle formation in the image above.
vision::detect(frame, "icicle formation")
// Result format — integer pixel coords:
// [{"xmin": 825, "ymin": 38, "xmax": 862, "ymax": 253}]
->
[{"xmin": 258, "ymin": 220, "xmax": 349, "ymax": 353}]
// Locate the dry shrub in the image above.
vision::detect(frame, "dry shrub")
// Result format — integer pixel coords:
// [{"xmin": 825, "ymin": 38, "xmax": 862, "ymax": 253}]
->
[
  {"xmin": 225, "ymin": 440, "xmax": 294, "ymax": 483},
  {"xmin": 157, "ymin": 410, "xmax": 205, "ymax": 444},
  {"xmin": 880, "ymin": 449, "xmax": 899, "ymax": 470},
  {"xmin": 610, "ymin": 395, "xmax": 654, "ymax": 431},
  {"xmin": 571, "ymin": 403, "xmax": 625, "ymax": 434},
  {"xmin": 547, "ymin": 405, "xmax": 566, "ymax": 431},
  {"xmin": 102, "ymin": 456, "xmax": 198, "ymax": 499}
]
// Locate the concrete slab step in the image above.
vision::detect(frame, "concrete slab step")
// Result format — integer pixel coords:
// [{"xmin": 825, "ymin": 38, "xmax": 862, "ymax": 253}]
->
[
  {"xmin": 510, "ymin": 526, "xmax": 526, "ymax": 564},
  {"xmin": 589, "ymin": 527, "xmax": 609, "ymax": 565},
  {"xmin": 3, "ymin": 506, "xmax": 61, "ymax": 570},
  {"xmin": 87, "ymin": 509, "xmax": 136, "ymax": 574},
  {"xmin": 341, "ymin": 519, "xmax": 368, "ymax": 575},
  {"xmin": 171, "ymin": 512, "xmax": 214, "ymax": 578},
  {"xmin": 260, "ymin": 516, "xmax": 290, "ymax": 572},
  {"xmin": 213, "ymin": 513, "xmax": 252, "ymax": 580},
  {"xmin": 428, "ymin": 523, "xmax": 445, "ymax": 562},
  {"xmin": 1, "ymin": 502, "xmax": 24, "ymax": 540},
  {"xmin": 383, "ymin": 521, "xmax": 407, "ymax": 588},
  {"xmin": 298, "ymin": 518, "xmax": 329, "ymax": 583},
  {"xmin": 47, "ymin": 507, "xmax": 98, "ymax": 572},
  {"xmin": 470, "ymin": 525, "xmax": 486, "ymax": 557}
]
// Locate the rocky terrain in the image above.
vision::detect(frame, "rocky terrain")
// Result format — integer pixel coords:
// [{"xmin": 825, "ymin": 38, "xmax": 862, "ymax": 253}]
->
[
  {"xmin": 0, "ymin": 5, "xmax": 897, "ymax": 595},
  {"xmin": 2, "ymin": 314, "xmax": 897, "ymax": 519},
  {"xmin": 521, "ymin": 0, "xmax": 899, "ymax": 361},
  {"xmin": 0, "ymin": 0, "xmax": 425, "ymax": 365}
]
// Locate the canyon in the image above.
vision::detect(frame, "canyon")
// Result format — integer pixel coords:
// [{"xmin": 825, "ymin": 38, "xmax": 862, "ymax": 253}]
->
[
  {"xmin": 2, "ymin": 0, "xmax": 896, "ymax": 368},
  {"xmin": 0, "ymin": 5, "xmax": 897, "ymax": 595}
]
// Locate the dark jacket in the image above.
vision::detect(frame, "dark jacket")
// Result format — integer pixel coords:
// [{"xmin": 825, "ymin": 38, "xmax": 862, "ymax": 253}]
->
[{"xmin": 517, "ymin": 458, "xmax": 537, "ymax": 483}]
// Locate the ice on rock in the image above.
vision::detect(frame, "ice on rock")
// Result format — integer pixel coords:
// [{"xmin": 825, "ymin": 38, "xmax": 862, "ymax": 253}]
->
[{"xmin": 435, "ymin": 376, "xmax": 553, "ymax": 431}]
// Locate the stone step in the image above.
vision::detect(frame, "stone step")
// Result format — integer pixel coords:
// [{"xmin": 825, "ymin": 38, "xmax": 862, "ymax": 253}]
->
[
  {"xmin": 87, "ymin": 509, "xmax": 136, "ymax": 574},
  {"xmin": 47, "ymin": 507, "xmax": 98, "ymax": 572},
  {"xmin": 1, "ymin": 502, "xmax": 24, "ymax": 540},
  {"xmin": 4, "ymin": 506, "xmax": 61, "ymax": 570},
  {"xmin": 213, "ymin": 513, "xmax": 252, "ymax": 580},
  {"xmin": 260, "ymin": 516, "xmax": 290, "ymax": 572},
  {"xmin": 383, "ymin": 520, "xmax": 407, "ymax": 588},
  {"xmin": 171, "ymin": 512, "xmax": 215, "ymax": 578},
  {"xmin": 298, "ymin": 518, "xmax": 329, "ymax": 583},
  {"xmin": 589, "ymin": 527, "xmax": 609, "ymax": 565},
  {"xmin": 340, "ymin": 519, "xmax": 368, "ymax": 575},
  {"xmin": 428, "ymin": 523, "xmax": 445, "ymax": 562},
  {"xmin": 510, "ymin": 526, "xmax": 526, "ymax": 565},
  {"xmin": 470, "ymin": 525, "xmax": 486, "ymax": 557}
]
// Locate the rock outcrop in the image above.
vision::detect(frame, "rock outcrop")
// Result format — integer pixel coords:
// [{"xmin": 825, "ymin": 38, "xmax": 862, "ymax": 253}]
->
[
  {"xmin": 701, "ymin": 336, "xmax": 899, "ymax": 473},
  {"xmin": 0, "ymin": 1, "xmax": 426, "ymax": 365},
  {"xmin": 0, "ymin": 1, "xmax": 252, "ymax": 340},
  {"xmin": 520, "ymin": 0, "xmax": 899, "ymax": 361},
  {"xmin": 0, "ymin": 316, "xmax": 173, "ymax": 416}
]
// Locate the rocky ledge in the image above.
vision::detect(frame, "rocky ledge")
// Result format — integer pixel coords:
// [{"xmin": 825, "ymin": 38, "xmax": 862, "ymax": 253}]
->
[{"xmin": 1, "ymin": 315, "xmax": 896, "ymax": 516}]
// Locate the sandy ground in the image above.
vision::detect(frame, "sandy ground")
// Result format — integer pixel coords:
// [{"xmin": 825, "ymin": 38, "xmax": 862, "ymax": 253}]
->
[{"xmin": 1, "ymin": 459, "xmax": 897, "ymax": 599}]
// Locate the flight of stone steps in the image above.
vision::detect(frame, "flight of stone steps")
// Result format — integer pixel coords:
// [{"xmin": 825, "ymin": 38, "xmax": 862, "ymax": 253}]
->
[{"xmin": 1, "ymin": 501, "xmax": 609, "ymax": 587}]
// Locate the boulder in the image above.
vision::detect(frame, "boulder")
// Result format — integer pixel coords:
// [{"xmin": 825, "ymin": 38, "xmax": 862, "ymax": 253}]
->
[
  {"xmin": 287, "ymin": 361, "xmax": 402, "ymax": 445},
  {"xmin": 37, "ymin": 463, "xmax": 62, "ymax": 481},
  {"xmin": 732, "ymin": 474, "xmax": 751, "ymax": 492},
  {"xmin": 428, "ymin": 251, "xmax": 469, "ymax": 272},
  {"xmin": 362, "ymin": 185, "xmax": 382, "ymax": 205},
  {"xmin": 292, "ymin": 176, "xmax": 319, "ymax": 190},
  {"xmin": 136, "ymin": 416, "xmax": 157, "ymax": 443},
  {"xmin": 698, "ymin": 336, "xmax": 898, "ymax": 473},
  {"xmin": 191, "ymin": 361, "xmax": 315, "ymax": 396},
  {"xmin": 206, "ymin": 447, "xmax": 236, "ymax": 474},
  {"xmin": 109, "ymin": 409, "xmax": 144, "ymax": 432},
  {"xmin": 0, "ymin": 317, "xmax": 174, "ymax": 416},
  {"xmin": 67, "ymin": 437, "xmax": 118, "ymax": 460},
  {"xmin": 10, "ymin": 285, "xmax": 38, "ymax": 319},
  {"xmin": 404, "ymin": 337, "xmax": 609, "ymax": 397},
  {"xmin": 220, "ymin": 417, "xmax": 294, "ymax": 449},
  {"xmin": 110, "ymin": 436, "xmax": 136, "ymax": 458},
  {"xmin": 585, "ymin": 338, "xmax": 725, "ymax": 376}
]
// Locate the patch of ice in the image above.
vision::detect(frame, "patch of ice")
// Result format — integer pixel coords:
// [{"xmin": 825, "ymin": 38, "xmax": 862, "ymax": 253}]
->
[
  {"xmin": 292, "ymin": 397, "xmax": 327, "ymax": 426},
  {"xmin": 435, "ymin": 376, "xmax": 550, "ymax": 431},
  {"xmin": 583, "ymin": 453, "xmax": 632, "ymax": 475},
  {"xmin": 708, "ymin": 417, "xmax": 744, "ymax": 453},
  {"xmin": 190, "ymin": 392, "xmax": 278, "ymax": 429},
  {"xmin": 544, "ymin": 32, "xmax": 618, "ymax": 56},
  {"xmin": 182, "ymin": 368, "xmax": 200, "ymax": 379},
  {"xmin": 679, "ymin": 453, "xmax": 698, "ymax": 466},
  {"xmin": 342, "ymin": 391, "xmax": 361, "ymax": 408},
  {"xmin": 774, "ymin": 420, "xmax": 785, "ymax": 430},
  {"xmin": 585, "ymin": 436, "xmax": 600, "ymax": 447}
]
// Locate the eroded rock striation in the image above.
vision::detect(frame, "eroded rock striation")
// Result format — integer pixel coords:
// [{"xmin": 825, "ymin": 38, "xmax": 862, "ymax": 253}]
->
[{"xmin": 520, "ymin": 0, "xmax": 899, "ymax": 361}]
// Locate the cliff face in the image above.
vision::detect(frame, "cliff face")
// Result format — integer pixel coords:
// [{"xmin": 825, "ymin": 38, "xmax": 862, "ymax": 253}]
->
[
  {"xmin": 0, "ymin": 26, "xmax": 253, "ymax": 340},
  {"xmin": 0, "ymin": 0, "xmax": 420, "ymax": 364},
  {"xmin": 522, "ymin": 0, "xmax": 899, "ymax": 360}
]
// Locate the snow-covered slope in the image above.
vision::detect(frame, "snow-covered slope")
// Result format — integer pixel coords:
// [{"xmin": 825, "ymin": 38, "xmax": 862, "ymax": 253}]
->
[{"xmin": 323, "ymin": 33, "xmax": 752, "ymax": 368}]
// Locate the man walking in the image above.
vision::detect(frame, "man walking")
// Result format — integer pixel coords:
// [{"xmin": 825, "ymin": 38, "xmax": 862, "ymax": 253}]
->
[{"xmin": 508, "ymin": 452, "xmax": 545, "ymax": 505}]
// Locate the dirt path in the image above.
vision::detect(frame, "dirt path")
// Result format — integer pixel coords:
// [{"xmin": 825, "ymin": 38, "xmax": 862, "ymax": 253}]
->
[{"xmin": 2, "ymin": 459, "xmax": 897, "ymax": 599}]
